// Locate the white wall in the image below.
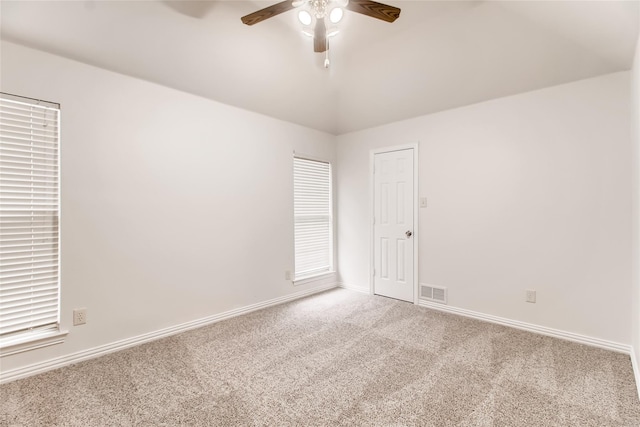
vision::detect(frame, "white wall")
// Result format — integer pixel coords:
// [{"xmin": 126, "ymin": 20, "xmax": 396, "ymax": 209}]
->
[
  {"xmin": 337, "ymin": 72, "xmax": 632, "ymax": 345},
  {"xmin": 631, "ymin": 12, "xmax": 640, "ymax": 385},
  {"xmin": 0, "ymin": 41, "xmax": 336, "ymax": 373},
  {"xmin": 0, "ymin": 38, "xmax": 635, "ymax": 378}
]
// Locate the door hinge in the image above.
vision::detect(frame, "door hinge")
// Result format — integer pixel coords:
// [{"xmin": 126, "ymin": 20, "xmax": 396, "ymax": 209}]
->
[{"xmin": 373, "ymin": 268, "xmax": 376, "ymax": 277}]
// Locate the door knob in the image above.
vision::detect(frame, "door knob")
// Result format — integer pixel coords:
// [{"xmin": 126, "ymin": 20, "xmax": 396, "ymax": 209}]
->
[{"xmin": 406, "ymin": 230, "xmax": 412, "ymax": 238}]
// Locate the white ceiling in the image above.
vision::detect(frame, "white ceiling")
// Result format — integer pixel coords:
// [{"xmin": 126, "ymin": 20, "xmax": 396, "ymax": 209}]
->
[{"xmin": 1, "ymin": 0, "xmax": 638, "ymax": 135}]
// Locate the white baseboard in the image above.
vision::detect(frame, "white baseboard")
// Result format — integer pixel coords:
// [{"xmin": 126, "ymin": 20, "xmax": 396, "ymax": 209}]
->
[
  {"xmin": 339, "ymin": 282, "xmax": 370, "ymax": 294},
  {"xmin": 418, "ymin": 300, "xmax": 631, "ymax": 354},
  {"xmin": 631, "ymin": 346, "xmax": 640, "ymax": 401},
  {"xmin": 1, "ymin": 283, "xmax": 338, "ymax": 384}
]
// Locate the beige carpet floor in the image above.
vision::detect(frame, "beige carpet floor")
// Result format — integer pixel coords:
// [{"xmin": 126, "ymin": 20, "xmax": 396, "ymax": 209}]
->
[{"xmin": 2, "ymin": 288, "xmax": 640, "ymax": 426}]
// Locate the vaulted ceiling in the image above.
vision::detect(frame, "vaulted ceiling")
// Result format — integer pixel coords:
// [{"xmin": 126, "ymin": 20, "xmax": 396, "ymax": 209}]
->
[{"xmin": 1, "ymin": 1, "xmax": 638, "ymax": 134}]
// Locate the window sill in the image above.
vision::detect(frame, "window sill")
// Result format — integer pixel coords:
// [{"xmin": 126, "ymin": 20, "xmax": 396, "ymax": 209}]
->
[
  {"xmin": 0, "ymin": 329, "xmax": 68, "ymax": 357},
  {"xmin": 293, "ymin": 271, "xmax": 336, "ymax": 286}
]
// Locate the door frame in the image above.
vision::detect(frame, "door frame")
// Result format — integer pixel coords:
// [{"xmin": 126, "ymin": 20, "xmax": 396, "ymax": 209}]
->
[{"xmin": 369, "ymin": 143, "xmax": 420, "ymax": 305}]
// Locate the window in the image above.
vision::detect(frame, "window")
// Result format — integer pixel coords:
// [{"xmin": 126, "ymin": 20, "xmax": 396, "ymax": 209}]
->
[
  {"xmin": 0, "ymin": 93, "xmax": 64, "ymax": 354},
  {"xmin": 293, "ymin": 156, "xmax": 333, "ymax": 280}
]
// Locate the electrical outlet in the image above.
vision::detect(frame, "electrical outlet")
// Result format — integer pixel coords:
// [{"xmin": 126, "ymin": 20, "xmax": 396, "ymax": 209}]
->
[
  {"xmin": 73, "ymin": 308, "xmax": 87, "ymax": 325},
  {"xmin": 285, "ymin": 270, "xmax": 292, "ymax": 281},
  {"xmin": 526, "ymin": 290, "xmax": 536, "ymax": 303}
]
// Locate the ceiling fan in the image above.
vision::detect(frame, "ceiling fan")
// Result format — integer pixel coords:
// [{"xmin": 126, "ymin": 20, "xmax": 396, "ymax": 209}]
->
[{"xmin": 241, "ymin": 0, "xmax": 401, "ymax": 53}]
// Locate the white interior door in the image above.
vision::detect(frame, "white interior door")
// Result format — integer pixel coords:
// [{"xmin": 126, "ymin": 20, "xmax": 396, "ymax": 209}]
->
[{"xmin": 373, "ymin": 149, "xmax": 414, "ymax": 302}]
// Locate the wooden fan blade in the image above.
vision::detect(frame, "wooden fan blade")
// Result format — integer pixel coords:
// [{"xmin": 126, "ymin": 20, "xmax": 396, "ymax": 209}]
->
[
  {"xmin": 241, "ymin": 1, "xmax": 295, "ymax": 26},
  {"xmin": 345, "ymin": 0, "xmax": 400, "ymax": 22},
  {"xmin": 314, "ymin": 18, "xmax": 327, "ymax": 52}
]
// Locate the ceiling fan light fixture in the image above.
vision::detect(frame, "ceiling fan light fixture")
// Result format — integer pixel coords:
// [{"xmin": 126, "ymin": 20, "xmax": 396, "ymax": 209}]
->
[
  {"xmin": 241, "ymin": 0, "xmax": 400, "ymax": 64},
  {"xmin": 298, "ymin": 10, "xmax": 312, "ymax": 25},
  {"xmin": 329, "ymin": 7, "xmax": 343, "ymax": 24}
]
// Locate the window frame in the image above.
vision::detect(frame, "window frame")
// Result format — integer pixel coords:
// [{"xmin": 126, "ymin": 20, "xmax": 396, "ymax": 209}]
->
[
  {"xmin": 292, "ymin": 154, "xmax": 335, "ymax": 284},
  {"xmin": 0, "ymin": 92, "xmax": 67, "ymax": 356}
]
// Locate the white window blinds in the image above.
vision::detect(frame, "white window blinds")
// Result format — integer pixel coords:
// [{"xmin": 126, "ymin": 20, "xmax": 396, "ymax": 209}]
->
[
  {"xmin": 294, "ymin": 157, "xmax": 333, "ymax": 279},
  {"xmin": 0, "ymin": 94, "xmax": 60, "ymax": 340}
]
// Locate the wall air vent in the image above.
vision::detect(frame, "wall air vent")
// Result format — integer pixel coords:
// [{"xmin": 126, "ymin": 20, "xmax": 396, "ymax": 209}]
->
[{"xmin": 420, "ymin": 284, "xmax": 447, "ymax": 304}]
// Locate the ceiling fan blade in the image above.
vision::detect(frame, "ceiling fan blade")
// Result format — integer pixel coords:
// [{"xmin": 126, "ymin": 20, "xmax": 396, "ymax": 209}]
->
[
  {"xmin": 345, "ymin": 0, "xmax": 400, "ymax": 23},
  {"xmin": 314, "ymin": 18, "xmax": 327, "ymax": 53},
  {"xmin": 241, "ymin": 1, "xmax": 296, "ymax": 26}
]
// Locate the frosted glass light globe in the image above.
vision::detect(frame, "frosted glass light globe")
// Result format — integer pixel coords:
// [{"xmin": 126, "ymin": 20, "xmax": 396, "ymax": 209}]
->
[
  {"xmin": 298, "ymin": 10, "xmax": 312, "ymax": 25},
  {"xmin": 329, "ymin": 7, "xmax": 343, "ymax": 24}
]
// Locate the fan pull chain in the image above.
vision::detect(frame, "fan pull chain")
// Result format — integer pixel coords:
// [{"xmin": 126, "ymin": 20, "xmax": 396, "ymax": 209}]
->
[{"xmin": 324, "ymin": 38, "xmax": 330, "ymax": 68}]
